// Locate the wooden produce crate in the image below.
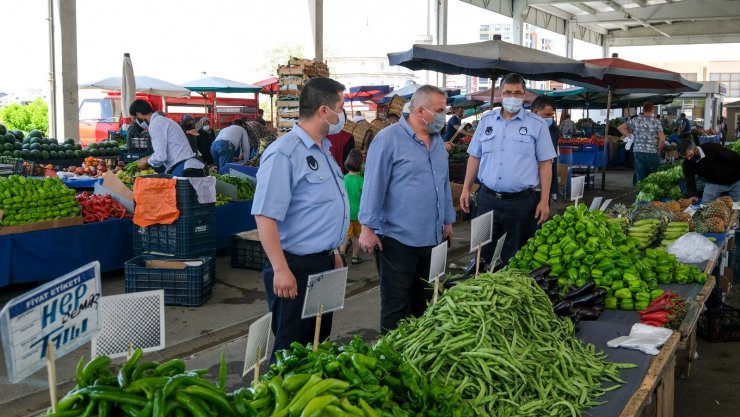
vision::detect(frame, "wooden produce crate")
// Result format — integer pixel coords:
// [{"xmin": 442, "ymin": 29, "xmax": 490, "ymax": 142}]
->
[
  {"xmin": 276, "ymin": 100, "xmax": 300, "ymax": 107},
  {"xmin": 674, "ymin": 275, "xmax": 715, "ymax": 379}
]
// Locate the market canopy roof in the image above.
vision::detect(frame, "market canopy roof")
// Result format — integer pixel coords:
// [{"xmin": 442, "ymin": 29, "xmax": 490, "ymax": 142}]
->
[
  {"xmin": 388, "ymin": 39, "xmax": 603, "ymax": 82},
  {"xmin": 81, "ymin": 75, "xmax": 191, "ymax": 98},
  {"xmin": 468, "ymin": 87, "xmax": 543, "ymax": 104},
  {"xmin": 344, "ymin": 85, "xmax": 392, "ymax": 102},
  {"xmin": 462, "ymin": 0, "xmax": 740, "ymax": 48},
  {"xmin": 181, "ymin": 76, "xmax": 262, "ymax": 93}
]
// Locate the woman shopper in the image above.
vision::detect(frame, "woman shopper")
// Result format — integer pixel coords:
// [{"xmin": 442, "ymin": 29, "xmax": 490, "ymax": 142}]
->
[{"xmin": 618, "ymin": 101, "xmax": 665, "ymax": 183}]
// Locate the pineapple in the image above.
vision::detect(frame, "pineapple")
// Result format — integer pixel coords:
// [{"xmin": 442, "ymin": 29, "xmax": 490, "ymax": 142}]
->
[
  {"xmin": 718, "ymin": 196, "xmax": 733, "ymax": 211},
  {"xmin": 673, "ymin": 212, "xmax": 692, "ymax": 223},
  {"xmin": 664, "ymin": 201, "xmax": 682, "ymax": 216},
  {"xmin": 705, "ymin": 216, "xmax": 726, "ymax": 233},
  {"xmin": 704, "ymin": 201, "xmax": 728, "ymax": 223},
  {"xmin": 606, "ymin": 203, "xmax": 630, "ymax": 218},
  {"xmin": 677, "ymin": 198, "xmax": 694, "ymax": 210},
  {"xmin": 648, "ymin": 201, "xmax": 664, "ymax": 209}
]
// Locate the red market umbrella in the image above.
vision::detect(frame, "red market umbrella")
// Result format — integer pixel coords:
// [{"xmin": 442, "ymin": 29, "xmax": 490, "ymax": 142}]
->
[
  {"xmin": 344, "ymin": 85, "xmax": 392, "ymax": 112},
  {"xmin": 253, "ymin": 77, "xmax": 280, "ymax": 127},
  {"xmin": 563, "ymin": 53, "xmax": 701, "ymax": 190}
]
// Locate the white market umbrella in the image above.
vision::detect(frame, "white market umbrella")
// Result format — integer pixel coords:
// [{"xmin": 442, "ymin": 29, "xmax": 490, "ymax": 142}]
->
[
  {"xmin": 81, "ymin": 75, "xmax": 192, "ymax": 98},
  {"xmin": 121, "ymin": 53, "xmax": 136, "ymax": 126}
]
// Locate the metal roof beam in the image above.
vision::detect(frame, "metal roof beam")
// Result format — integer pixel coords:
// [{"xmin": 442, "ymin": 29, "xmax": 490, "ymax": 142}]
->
[
  {"xmin": 600, "ymin": 0, "xmax": 670, "ymax": 37},
  {"xmin": 571, "ymin": 3, "xmax": 599, "ymax": 14},
  {"xmin": 458, "ymin": 0, "xmax": 512, "ymax": 17},
  {"xmin": 609, "ymin": 33, "xmax": 740, "ymax": 47},
  {"xmin": 577, "ymin": 1, "xmax": 734, "ymax": 24},
  {"xmin": 608, "ymin": 18, "xmax": 740, "ymax": 40}
]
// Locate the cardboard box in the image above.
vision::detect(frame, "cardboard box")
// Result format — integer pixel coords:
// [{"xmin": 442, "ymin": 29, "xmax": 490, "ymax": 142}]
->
[
  {"xmin": 720, "ymin": 267, "xmax": 733, "ymax": 295},
  {"xmin": 0, "ymin": 214, "xmax": 84, "ymax": 236},
  {"xmin": 450, "ymin": 182, "xmax": 480, "ymax": 212},
  {"xmin": 145, "ymin": 259, "xmax": 206, "ymax": 269}
]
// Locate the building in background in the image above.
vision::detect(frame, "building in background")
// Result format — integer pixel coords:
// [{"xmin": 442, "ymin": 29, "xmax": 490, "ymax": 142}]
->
[{"xmin": 645, "ymin": 60, "xmax": 740, "ymax": 133}]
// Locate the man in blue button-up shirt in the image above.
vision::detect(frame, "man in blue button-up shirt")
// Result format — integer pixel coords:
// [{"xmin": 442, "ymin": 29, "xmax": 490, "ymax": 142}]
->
[
  {"xmin": 359, "ymin": 85, "xmax": 456, "ymax": 334},
  {"xmin": 460, "ymin": 73, "xmax": 556, "ymax": 267},
  {"xmin": 251, "ymin": 77, "xmax": 349, "ymax": 356}
]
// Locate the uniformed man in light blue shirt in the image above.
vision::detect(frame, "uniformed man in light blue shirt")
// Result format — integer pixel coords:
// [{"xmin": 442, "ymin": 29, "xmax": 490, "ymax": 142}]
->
[
  {"xmin": 251, "ymin": 77, "xmax": 349, "ymax": 356},
  {"xmin": 359, "ymin": 85, "xmax": 456, "ymax": 334},
  {"xmin": 460, "ymin": 73, "xmax": 556, "ymax": 267}
]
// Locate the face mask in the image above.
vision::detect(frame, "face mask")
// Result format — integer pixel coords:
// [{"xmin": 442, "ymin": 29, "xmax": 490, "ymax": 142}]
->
[
  {"xmin": 324, "ymin": 107, "xmax": 346, "ymax": 135},
  {"xmin": 136, "ymin": 118, "xmax": 148, "ymax": 129},
  {"xmin": 422, "ymin": 108, "xmax": 446, "ymax": 134},
  {"xmin": 202, "ymin": 125, "xmax": 210, "ymax": 132},
  {"xmin": 543, "ymin": 117, "xmax": 554, "ymax": 127},
  {"xmin": 502, "ymin": 96, "xmax": 523, "ymax": 113}
]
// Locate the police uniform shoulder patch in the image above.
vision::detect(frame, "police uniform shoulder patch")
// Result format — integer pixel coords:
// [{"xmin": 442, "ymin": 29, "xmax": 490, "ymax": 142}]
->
[
  {"xmin": 306, "ymin": 155, "xmax": 319, "ymax": 171},
  {"xmin": 519, "ymin": 127, "xmax": 528, "ymax": 135},
  {"xmin": 485, "ymin": 126, "xmax": 493, "ymax": 135}
]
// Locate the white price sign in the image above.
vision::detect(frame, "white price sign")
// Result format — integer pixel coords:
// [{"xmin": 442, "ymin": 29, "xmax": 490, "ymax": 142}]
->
[
  {"xmin": 470, "ymin": 210, "xmax": 494, "ymax": 253},
  {"xmin": 428, "ymin": 240, "xmax": 448, "ymax": 283},
  {"xmin": 242, "ymin": 313, "xmax": 272, "ymax": 377},
  {"xmin": 302, "ymin": 267, "xmax": 349, "ymax": 319},
  {"xmin": 589, "ymin": 197, "xmax": 603, "ymax": 212},
  {"xmin": 1, "ymin": 262, "xmax": 102, "ymax": 383},
  {"xmin": 570, "ymin": 176, "xmax": 585, "ymax": 202}
]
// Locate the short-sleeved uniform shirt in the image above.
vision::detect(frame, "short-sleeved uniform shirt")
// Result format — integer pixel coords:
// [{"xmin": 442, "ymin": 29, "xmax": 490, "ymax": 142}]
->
[
  {"xmin": 467, "ymin": 108, "xmax": 557, "ymax": 193},
  {"xmin": 251, "ymin": 123, "xmax": 349, "ymax": 255}
]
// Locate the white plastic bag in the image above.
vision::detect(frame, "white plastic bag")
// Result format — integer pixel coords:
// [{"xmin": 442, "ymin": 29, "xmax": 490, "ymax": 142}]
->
[
  {"xmin": 607, "ymin": 323, "xmax": 674, "ymax": 355},
  {"xmin": 666, "ymin": 232, "xmax": 718, "ymax": 264}
]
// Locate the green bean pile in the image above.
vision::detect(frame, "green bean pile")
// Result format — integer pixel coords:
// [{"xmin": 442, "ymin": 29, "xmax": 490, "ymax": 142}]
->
[{"xmin": 384, "ymin": 270, "xmax": 635, "ymax": 417}]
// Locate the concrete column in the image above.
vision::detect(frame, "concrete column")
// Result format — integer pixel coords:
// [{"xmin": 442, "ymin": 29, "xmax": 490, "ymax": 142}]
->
[
  {"xmin": 512, "ymin": 0, "xmax": 526, "ymax": 46},
  {"xmin": 308, "ymin": 0, "xmax": 323, "ymax": 61},
  {"xmin": 565, "ymin": 20, "xmax": 575, "ymax": 58},
  {"xmin": 435, "ymin": 0, "xmax": 448, "ymax": 87},
  {"xmin": 55, "ymin": 0, "xmax": 79, "ymax": 141},
  {"xmin": 602, "ymin": 38, "xmax": 611, "ymax": 59}
]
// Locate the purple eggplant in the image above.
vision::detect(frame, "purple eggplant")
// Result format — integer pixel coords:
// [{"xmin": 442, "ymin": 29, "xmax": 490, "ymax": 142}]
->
[
  {"xmin": 553, "ymin": 300, "xmax": 573, "ymax": 316},
  {"xmin": 565, "ymin": 281, "xmax": 597, "ymax": 301}
]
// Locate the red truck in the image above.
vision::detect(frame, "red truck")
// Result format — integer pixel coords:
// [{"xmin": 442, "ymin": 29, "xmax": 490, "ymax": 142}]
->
[{"xmin": 78, "ymin": 92, "xmax": 258, "ymax": 146}]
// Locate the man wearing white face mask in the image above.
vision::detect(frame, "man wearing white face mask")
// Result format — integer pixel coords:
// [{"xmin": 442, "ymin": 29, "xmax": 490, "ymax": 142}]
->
[
  {"xmin": 252, "ymin": 77, "xmax": 349, "ymax": 356},
  {"xmin": 358, "ymin": 85, "xmax": 456, "ymax": 334},
  {"xmin": 531, "ymin": 95, "xmax": 560, "ymax": 201},
  {"xmin": 460, "ymin": 73, "xmax": 556, "ymax": 268}
]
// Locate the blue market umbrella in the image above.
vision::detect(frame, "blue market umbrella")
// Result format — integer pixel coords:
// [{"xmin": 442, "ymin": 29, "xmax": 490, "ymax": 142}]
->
[{"xmin": 373, "ymin": 82, "xmax": 460, "ymax": 104}]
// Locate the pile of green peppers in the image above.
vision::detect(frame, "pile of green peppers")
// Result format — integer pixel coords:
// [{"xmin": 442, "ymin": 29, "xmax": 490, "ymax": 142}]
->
[
  {"xmin": 48, "ymin": 348, "xmax": 236, "ymax": 417},
  {"xmin": 509, "ymin": 203, "xmax": 707, "ymax": 311},
  {"xmin": 253, "ymin": 336, "xmax": 474, "ymax": 417}
]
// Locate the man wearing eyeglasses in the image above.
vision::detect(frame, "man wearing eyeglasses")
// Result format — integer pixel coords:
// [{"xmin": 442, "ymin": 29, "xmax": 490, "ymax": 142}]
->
[
  {"xmin": 359, "ymin": 85, "xmax": 456, "ymax": 333},
  {"xmin": 460, "ymin": 73, "xmax": 556, "ymax": 266}
]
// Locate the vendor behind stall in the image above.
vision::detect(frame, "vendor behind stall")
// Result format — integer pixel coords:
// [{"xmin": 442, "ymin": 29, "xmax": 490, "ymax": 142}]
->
[
  {"xmin": 677, "ymin": 138, "xmax": 740, "ymax": 203},
  {"xmin": 129, "ymin": 100, "xmax": 206, "ymax": 177}
]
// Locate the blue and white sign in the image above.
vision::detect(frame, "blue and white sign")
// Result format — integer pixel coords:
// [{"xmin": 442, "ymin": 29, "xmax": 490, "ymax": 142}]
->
[{"xmin": 1, "ymin": 262, "xmax": 102, "ymax": 384}]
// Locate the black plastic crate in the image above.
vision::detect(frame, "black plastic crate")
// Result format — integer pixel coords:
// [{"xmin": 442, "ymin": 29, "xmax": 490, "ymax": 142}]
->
[
  {"xmin": 134, "ymin": 207, "xmax": 216, "ymax": 257},
  {"xmin": 127, "ymin": 136, "xmax": 153, "ymax": 152},
  {"xmin": 699, "ymin": 305, "xmax": 740, "ymax": 343},
  {"xmin": 231, "ymin": 234, "xmax": 266, "ymax": 270},
  {"xmin": 121, "ymin": 150, "xmax": 153, "ymax": 163},
  {"xmin": 125, "ymin": 255, "xmax": 214, "ymax": 306}
]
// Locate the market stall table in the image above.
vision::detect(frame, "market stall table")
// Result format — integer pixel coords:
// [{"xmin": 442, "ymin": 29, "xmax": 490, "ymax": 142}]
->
[
  {"xmin": 0, "ymin": 218, "xmax": 134, "ymax": 287},
  {"xmin": 577, "ymin": 314, "xmax": 680, "ymax": 417}
]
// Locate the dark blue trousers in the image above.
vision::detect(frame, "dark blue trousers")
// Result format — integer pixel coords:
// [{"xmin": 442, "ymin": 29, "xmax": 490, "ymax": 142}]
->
[{"xmin": 263, "ymin": 251, "xmax": 334, "ymax": 359}]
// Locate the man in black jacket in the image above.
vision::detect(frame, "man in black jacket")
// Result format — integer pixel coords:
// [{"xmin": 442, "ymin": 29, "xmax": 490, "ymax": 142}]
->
[
  {"xmin": 531, "ymin": 95, "xmax": 560, "ymax": 200},
  {"xmin": 677, "ymin": 138, "xmax": 740, "ymax": 203}
]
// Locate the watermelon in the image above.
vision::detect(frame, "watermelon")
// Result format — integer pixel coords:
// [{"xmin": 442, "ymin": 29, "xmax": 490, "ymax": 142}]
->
[
  {"xmin": 21, "ymin": 149, "xmax": 30, "ymax": 159},
  {"xmin": 30, "ymin": 149, "xmax": 41, "ymax": 159},
  {"xmin": 29, "ymin": 143, "xmax": 41, "ymax": 151},
  {"xmin": 41, "ymin": 150, "xmax": 50, "ymax": 159},
  {"xmin": 65, "ymin": 150, "xmax": 74, "ymax": 158},
  {"xmin": 5, "ymin": 133, "xmax": 15, "ymax": 142},
  {"xmin": 13, "ymin": 142, "xmax": 21, "ymax": 150},
  {"xmin": 28, "ymin": 129, "xmax": 44, "ymax": 138},
  {"xmin": 12, "ymin": 150, "xmax": 21, "ymax": 158},
  {"xmin": 64, "ymin": 138, "xmax": 75, "ymax": 145},
  {"xmin": 48, "ymin": 150, "xmax": 57, "ymax": 159},
  {"xmin": 0, "ymin": 123, "xmax": 6, "ymax": 135},
  {"xmin": 2, "ymin": 143, "xmax": 12, "ymax": 152},
  {"xmin": 12, "ymin": 130, "xmax": 24, "ymax": 140},
  {"xmin": 90, "ymin": 149, "xmax": 100, "ymax": 157}
]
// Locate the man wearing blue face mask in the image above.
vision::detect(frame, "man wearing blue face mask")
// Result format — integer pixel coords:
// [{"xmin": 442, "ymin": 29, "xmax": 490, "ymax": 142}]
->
[
  {"xmin": 531, "ymin": 95, "xmax": 560, "ymax": 201},
  {"xmin": 359, "ymin": 85, "xmax": 456, "ymax": 334},
  {"xmin": 252, "ymin": 77, "xmax": 349, "ymax": 356},
  {"xmin": 460, "ymin": 73, "xmax": 556, "ymax": 267}
]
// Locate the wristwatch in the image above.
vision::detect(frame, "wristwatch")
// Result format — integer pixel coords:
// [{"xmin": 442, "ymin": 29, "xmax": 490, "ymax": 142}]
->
[{"xmin": 330, "ymin": 249, "xmax": 340, "ymax": 256}]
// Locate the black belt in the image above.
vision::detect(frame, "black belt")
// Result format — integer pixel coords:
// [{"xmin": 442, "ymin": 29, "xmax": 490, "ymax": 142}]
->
[{"xmin": 481, "ymin": 185, "xmax": 534, "ymax": 200}]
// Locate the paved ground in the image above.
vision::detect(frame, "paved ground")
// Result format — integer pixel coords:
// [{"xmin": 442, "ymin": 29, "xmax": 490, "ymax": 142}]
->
[{"xmin": 2, "ymin": 167, "xmax": 738, "ymax": 417}]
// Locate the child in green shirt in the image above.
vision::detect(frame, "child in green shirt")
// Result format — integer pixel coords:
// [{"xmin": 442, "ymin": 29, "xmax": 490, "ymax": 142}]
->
[{"xmin": 340, "ymin": 149, "xmax": 364, "ymax": 264}]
